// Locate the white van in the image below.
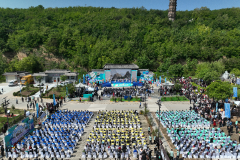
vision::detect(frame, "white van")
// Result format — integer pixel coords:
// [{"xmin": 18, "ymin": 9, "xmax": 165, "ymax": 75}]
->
[{"xmin": 8, "ymin": 80, "xmax": 18, "ymax": 86}]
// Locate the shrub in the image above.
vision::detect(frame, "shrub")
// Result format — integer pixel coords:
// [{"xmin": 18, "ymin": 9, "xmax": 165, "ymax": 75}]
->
[
  {"xmin": 30, "ymin": 84, "xmax": 34, "ymax": 87},
  {"xmin": 48, "ymin": 94, "xmax": 53, "ymax": 99},
  {"xmin": 127, "ymin": 97, "xmax": 131, "ymax": 101},
  {"xmin": 88, "ymin": 97, "xmax": 91, "ymax": 101},
  {"xmin": 13, "ymin": 92, "xmax": 17, "ymax": 96},
  {"xmin": 11, "ymin": 104, "xmax": 15, "ymax": 110},
  {"xmin": 176, "ymin": 96, "xmax": 180, "ymax": 100}
]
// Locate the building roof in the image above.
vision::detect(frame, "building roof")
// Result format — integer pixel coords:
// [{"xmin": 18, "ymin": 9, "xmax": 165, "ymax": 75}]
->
[
  {"xmin": 2, "ymin": 71, "xmax": 30, "ymax": 76},
  {"xmin": 139, "ymin": 69, "xmax": 149, "ymax": 71},
  {"xmin": 64, "ymin": 73, "xmax": 78, "ymax": 76},
  {"xmin": 32, "ymin": 72, "xmax": 48, "ymax": 77},
  {"xmin": 92, "ymin": 69, "xmax": 104, "ymax": 72},
  {"xmin": 103, "ymin": 64, "xmax": 139, "ymax": 69},
  {"xmin": 45, "ymin": 69, "xmax": 70, "ymax": 74},
  {"xmin": 2, "ymin": 72, "xmax": 18, "ymax": 76}
]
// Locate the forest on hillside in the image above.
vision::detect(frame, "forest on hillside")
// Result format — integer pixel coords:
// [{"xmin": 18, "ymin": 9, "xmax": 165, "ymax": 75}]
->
[{"xmin": 0, "ymin": 5, "xmax": 240, "ymax": 82}]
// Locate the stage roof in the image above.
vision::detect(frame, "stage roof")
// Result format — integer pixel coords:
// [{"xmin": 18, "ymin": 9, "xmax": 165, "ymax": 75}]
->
[{"xmin": 103, "ymin": 64, "xmax": 139, "ymax": 69}]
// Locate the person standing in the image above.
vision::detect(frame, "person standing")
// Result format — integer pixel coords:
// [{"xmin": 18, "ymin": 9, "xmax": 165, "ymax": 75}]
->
[
  {"xmin": 22, "ymin": 97, "xmax": 24, "ymax": 102},
  {"xmin": 170, "ymin": 149, "xmax": 174, "ymax": 160},
  {"xmin": 148, "ymin": 149, "xmax": 152, "ymax": 160},
  {"xmin": 176, "ymin": 150, "xmax": 180, "ymax": 159},
  {"xmin": 139, "ymin": 102, "xmax": 141, "ymax": 108},
  {"xmin": 149, "ymin": 135, "xmax": 152, "ymax": 144},
  {"xmin": 239, "ymin": 132, "xmax": 240, "ymax": 143},
  {"xmin": 1, "ymin": 145, "xmax": 4, "ymax": 157},
  {"xmin": 213, "ymin": 119, "xmax": 217, "ymax": 127},
  {"xmin": 80, "ymin": 97, "xmax": 81, "ymax": 103},
  {"xmin": 148, "ymin": 126, "xmax": 151, "ymax": 135}
]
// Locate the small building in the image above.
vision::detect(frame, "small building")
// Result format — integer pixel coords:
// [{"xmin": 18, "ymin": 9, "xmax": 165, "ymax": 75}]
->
[
  {"xmin": 2, "ymin": 71, "xmax": 31, "ymax": 83},
  {"xmin": 33, "ymin": 69, "xmax": 78, "ymax": 84},
  {"xmin": 32, "ymin": 72, "xmax": 48, "ymax": 84}
]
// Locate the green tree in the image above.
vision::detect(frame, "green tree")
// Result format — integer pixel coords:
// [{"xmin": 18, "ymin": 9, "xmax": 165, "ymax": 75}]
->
[
  {"xmin": 60, "ymin": 75, "xmax": 67, "ymax": 82},
  {"xmin": 168, "ymin": 63, "xmax": 184, "ymax": 78},
  {"xmin": 195, "ymin": 61, "xmax": 224, "ymax": 84},
  {"xmin": 26, "ymin": 82, "xmax": 30, "ymax": 91},
  {"xmin": 206, "ymin": 80, "xmax": 232, "ymax": 100},
  {"xmin": 66, "ymin": 84, "xmax": 75, "ymax": 96},
  {"xmin": 174, "ymin": 83, "xmax": 182, "ymax": 92},
  {"xmin": 36, "ymin": 76, "xmax": 43, "ymax": 85},
  {"xmin": 230, "ymin": 68, "xmax": 240, "ymax": 76}
]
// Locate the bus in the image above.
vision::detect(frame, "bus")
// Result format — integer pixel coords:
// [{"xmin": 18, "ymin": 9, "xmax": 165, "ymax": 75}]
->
[{"xmin": 21, "ymin": 75, "xmax": 34, "ymax": 85}]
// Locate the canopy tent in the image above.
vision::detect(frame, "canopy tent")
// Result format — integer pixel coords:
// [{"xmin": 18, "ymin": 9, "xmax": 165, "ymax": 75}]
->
[
  {"xmin": 75, "ymin": 83, "xmax": 87, "ymax": 88},
  {"xmin": 161, "ymin": 81, "xmax": 174, "ymax": 86}
]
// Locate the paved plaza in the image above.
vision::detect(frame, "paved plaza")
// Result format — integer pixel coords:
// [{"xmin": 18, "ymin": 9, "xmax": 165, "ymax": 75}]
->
[{"xmin": 0, "ymin": 83, "xmax": 191, "ymax": 159}]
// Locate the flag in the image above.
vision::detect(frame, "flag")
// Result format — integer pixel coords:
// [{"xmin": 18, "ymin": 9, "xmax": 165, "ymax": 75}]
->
[
  {"xmin": 165, "ymin": 78, "xmax": 166, "ymax": 82},
  {"xmin": 79, "ymin": 79, "xmax": 81, "ymax": 83},
  {"xmin": 53, "ymin": 94, "xmax": 57, "ymax": 106},
  {"xmin": 159, "ymin": 76, "xmax": 161, "ymax": 84},
  {"xmin": 83, "ymin": 75, "xmax": 85, "ymax": 84},
  {"xmin": 224, "ymin": 103, "xmax": 231, "ymax": 118},
  {"xmin": 233, "ymin": 87, "xmax": 238, "ymax": 97},
  {"xmin": 216, "ymin": 102, "xmax": 218, "ymax": 112},
  {"xmin": 36, "ymin": 103, "xmax": 39, "ymax": 118}
]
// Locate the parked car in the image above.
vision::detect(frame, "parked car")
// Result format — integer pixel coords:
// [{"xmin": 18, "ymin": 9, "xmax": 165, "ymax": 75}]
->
[
  {"xmin": 8, "ymin": 80, "xmax": 18, "ymax": 86},
  {"xmin": 60, "ymin": 81, "xmax": 73, "ymax": 86}
]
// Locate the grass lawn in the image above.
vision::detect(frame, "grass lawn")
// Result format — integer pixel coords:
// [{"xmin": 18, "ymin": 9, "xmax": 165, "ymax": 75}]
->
[
  {"xmin": 14, "ymin": 87, "xmax": 40, "ymax": 97},
  {"xmin": 42, "ymin": 86, "xmax": 66, "ymax": 98},
  {"xmin": 0, "ymin": 108, "xmax": 25, "ymax": 130},
  {"xmin": 161, "ymin": 96, "xmax": 189, "ymax": 101}
]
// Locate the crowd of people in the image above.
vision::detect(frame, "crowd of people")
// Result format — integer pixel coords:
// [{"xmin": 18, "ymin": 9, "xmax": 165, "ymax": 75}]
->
[
  {"xmin": 5, "ymin": 110, "xmax": 93, "ymax": 159},
  {"xmin": 101, "ymin": 87, "xmax": 153, "ymax": 98},
  {"xmin": 82, "ymin": 110, "xmax": 154, "ymax": 159},
  {"xmin": 157, "ymin": 110, "xmax": 210, "ymax": 129}
]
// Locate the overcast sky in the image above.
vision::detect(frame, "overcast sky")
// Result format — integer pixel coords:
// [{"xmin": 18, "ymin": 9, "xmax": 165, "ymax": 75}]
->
[{"xmin": 1, "ymin": 0, "xmax": 240, "ymax": 11}]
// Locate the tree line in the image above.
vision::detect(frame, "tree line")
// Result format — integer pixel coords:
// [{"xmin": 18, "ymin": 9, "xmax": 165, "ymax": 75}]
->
[{"xmin": 0, "ymin": 6, "xmax": 240, "ymax": 81}]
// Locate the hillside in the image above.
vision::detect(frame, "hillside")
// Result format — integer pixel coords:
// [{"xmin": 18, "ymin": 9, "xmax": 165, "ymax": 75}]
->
[{"xmin": 0, "ymin": 6, "xmax": 240, "ymax": 81}]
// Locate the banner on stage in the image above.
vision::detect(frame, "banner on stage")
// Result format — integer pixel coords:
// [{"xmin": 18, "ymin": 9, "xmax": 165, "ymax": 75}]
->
[
  {"xmin": 4, "ymin": 117, "xmax": 34, "ymax": 148},
  {"xmin": 111, "ymin": 83, "xmax": 133, "ymax": 87}
]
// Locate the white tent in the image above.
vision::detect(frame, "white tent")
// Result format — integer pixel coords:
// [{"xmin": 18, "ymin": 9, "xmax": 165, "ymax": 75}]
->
[
  {"xmin": 75, "ymin": 83, "xmax": 87, "ymax": 88},
  {"xmin": 161, "ymin": 81, "xmax": 174, "ymax": 86}
]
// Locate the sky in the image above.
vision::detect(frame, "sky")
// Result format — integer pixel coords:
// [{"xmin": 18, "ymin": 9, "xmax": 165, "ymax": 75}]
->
[{"xmin": 1, "ymin": 0, "xmax": 240, "ymax": 11}]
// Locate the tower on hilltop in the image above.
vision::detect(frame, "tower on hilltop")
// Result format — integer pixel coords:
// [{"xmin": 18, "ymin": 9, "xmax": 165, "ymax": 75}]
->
[{"xmin": 168, "ymin": 0, "xmax": 177, "ymax": 21}]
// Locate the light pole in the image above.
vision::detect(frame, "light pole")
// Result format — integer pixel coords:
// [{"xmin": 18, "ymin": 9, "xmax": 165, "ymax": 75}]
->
[
  {"xmin": 167, "ymin": 70, "xmax": 169, "ymax": 82},
  {"xmin": 156, "ymin": 98, "xmax": 162, "ymax": 138},
  {"xmin": 145, "ymin": 89, "xmax": 147, "ymax": 108}
]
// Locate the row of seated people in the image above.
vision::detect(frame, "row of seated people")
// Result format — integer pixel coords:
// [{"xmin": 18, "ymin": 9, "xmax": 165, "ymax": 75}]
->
[
  {"xmin": 156, "ymin": 110, "xmax": 210, "ymax": 128},
  {"xmin": 169, "ymin": 127, "xmax": 239, "ymax": 159},
  {"xmin": 82, "ymin": 110, "xmax": 146, "ymax": 158},
  {"xmin": 6, "ymin": 110, "xmax": 93, "ymax": 159}
]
